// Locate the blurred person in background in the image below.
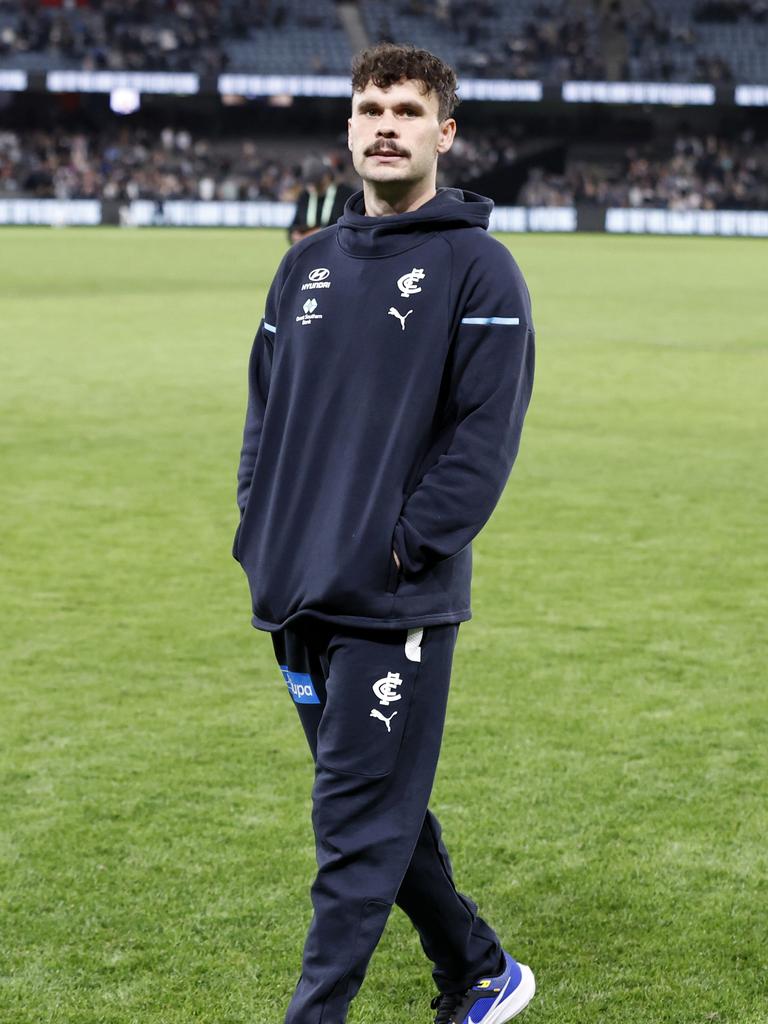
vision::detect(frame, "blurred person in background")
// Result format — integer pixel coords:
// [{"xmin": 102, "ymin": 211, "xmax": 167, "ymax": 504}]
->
[{"xmin": 288, "ymin": 154, "xmax": 356, "ymax": 243}]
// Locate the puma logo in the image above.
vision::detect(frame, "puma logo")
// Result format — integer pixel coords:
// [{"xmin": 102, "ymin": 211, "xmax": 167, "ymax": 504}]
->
[
  {"xmin": 370, "ymin": 708, "xmax": 398, "ymax": 732},
  {"xmin": 388, "ymin": 307, "xmax": 413, "ymax": 331}
]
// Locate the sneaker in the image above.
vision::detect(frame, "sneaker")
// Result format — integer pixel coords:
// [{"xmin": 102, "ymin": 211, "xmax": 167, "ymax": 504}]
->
[{"xmin": 430, "ymin": 951, "xmax": 535, "ymax": 1024}]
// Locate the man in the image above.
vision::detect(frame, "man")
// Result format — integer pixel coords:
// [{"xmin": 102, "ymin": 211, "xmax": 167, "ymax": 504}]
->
[
  {"xmin": 233, "ymin": 43, "xmax": 536, "ymax": 1024},
  {"xmin": 288, "ymin": 154, "xmax": 355, "ymax": 244}
]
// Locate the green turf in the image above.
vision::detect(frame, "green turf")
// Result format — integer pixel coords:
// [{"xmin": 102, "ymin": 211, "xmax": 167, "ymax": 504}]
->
[{"xmin": 1, "ymin": 227, "xmax": 766, "ymax": 1024}]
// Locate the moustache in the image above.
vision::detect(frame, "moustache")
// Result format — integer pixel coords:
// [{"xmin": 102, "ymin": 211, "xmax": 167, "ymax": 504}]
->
[{"xmin": 365, "ymin": 142, "xmax": 409, "ymax": 157}]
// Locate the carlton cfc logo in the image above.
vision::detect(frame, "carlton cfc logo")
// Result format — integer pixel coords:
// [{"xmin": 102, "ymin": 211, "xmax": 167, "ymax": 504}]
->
[
  {"xmin": 372, "ymin": 671, "xmax": 403, "ymax": 706},
  {"xmin": 397, "ymin": 267, "xmax": 425, "ymax": 297}
]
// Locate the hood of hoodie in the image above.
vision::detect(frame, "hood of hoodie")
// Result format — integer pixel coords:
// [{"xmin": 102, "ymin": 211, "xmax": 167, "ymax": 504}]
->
[{"xmin": 336, "ymin": 186, "xmax": 494, "ymax": 258}]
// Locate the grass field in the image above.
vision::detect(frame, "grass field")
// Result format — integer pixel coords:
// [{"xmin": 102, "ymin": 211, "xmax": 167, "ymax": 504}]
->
[{"xmin": 1, "ymin": 227, "xmax": 766, "ymax": 1024}]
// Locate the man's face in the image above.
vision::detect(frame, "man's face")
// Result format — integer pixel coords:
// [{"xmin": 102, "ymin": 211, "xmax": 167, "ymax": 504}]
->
[{"xmin": 347, "ymin": 78, "xmax": 455, "ymax": 190}]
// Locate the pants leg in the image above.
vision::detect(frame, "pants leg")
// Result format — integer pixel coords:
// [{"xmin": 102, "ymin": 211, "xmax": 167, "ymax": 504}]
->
[
  {"xmin": 270, "ymin": 620, "xmax": 503, "ymax": 1022},
  {"xmin": 396, "ymin": 809, "xmax": 504, "ymax": 994}
]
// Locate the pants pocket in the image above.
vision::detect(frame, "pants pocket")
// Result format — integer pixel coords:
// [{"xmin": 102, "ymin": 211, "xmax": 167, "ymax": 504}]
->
[{"xmin": 317, "ymin": 627, "xmax": 423, "ymax": 777}]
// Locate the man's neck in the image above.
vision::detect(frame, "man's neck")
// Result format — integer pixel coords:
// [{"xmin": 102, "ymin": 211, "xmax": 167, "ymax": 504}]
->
[{"xmin": 362, "ymin": 180, "xmax": 438, "ymax": 217}]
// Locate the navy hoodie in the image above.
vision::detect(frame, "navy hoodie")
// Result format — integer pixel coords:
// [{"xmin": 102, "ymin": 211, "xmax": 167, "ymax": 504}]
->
[{"xmin": 233, "ymin": 187, "xmax": 535, "ymax": 632}]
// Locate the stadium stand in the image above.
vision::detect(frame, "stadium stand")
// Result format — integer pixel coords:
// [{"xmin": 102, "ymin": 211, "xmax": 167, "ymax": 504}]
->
[
  {"xmin": 1, "ymin": 0, "xmax": 767, "ymax": 83},
  {"xmin": 3, "ymin": 125, "xmax": 766, "ymax": 210},
  {"xmin": 520, "ymin": 130, "xmax": 768, "ymax": 209},
  {"xmin": 0, "ymin": 124, "xmax": 522, "ymax": 201},
  {"xmin": 0, "ymin": 127, "xmax": 311, "ymax": 201},
  {"xmin": 0, "ymin": 0, "xmax": 225, "ymax": 73},
  {"xmin": 1, "ymin": 0, "xmax": 767, "ymax": 225},
  {"xmin": 621, "ymin": 0, "xmax": 768, "ymax": 83},
  {"xmin": 224, "ymin": 0, "xmax": 352, "ymax": 74},
  {"xmin": 0, "ymin": 0, "xmax": 351, "ymax": 74},
  {"xmin": 361, "ymin": 0, "xmax": 606, "ymax": 81}
]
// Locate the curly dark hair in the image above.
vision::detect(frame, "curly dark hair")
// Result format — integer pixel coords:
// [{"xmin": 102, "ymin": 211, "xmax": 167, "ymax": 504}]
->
[{"xmin": 351, "ymin": 43, "xmax": 460, "ymax": 122}]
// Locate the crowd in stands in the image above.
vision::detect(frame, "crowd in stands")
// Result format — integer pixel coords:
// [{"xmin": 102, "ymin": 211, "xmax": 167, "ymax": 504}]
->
[
  {"xmin": 0, "ymin": 128, "xmax": 493, "ymax": 203},
  {"xmin": 0, "ymin": 124, "xmax": 518, "ymax": 203},
  {"xmin": 0, "ymin": 0, "xmax": 766, "ymax": 84},
  {"xmin": 371, "ymin": 0, "xmax": 607, "ymax": 81},
  {"xmin": 227, "ymin": 1, "xmax": 332, "ymax": 32},
  {"xmin": 0, "ymin": 0, "xmax": 226, "ymax": 73},
  {"xmin": 617, "ymin": 1, "xmax": 737, "ymax": 83},
  {"xmin": 0, "ymin": 0, "xmax": 608, "ymax": 81},
  {"xmin": 519, "ymin": 132, "xmax": 768, "ymax": 210},
  {"xmin": 467, "ymin": 12, "xmax": 606, "ymax": 81},
  {"xmin": 0, "ymin": 0, "xmax": 333, "ymax": 73},
  {"xmin": 375, "ymin": 0, "xmax": 768, "ymax": 83},
  {"xmin": 0, "ymin": 127, "xmax": 303, "ymax": 203},
  {"xmin": 438, "ymin": 130, "xmax": 518, "ymax": 186},
  {"xmin": 2, "ymin": 126, "xmax": 766, "ymax": 211}
]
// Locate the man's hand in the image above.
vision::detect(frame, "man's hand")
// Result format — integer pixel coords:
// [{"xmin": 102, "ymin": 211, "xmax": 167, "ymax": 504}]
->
[{"xmin": 392, "ymin": 549, "xmax": 401, "ymax": 570}]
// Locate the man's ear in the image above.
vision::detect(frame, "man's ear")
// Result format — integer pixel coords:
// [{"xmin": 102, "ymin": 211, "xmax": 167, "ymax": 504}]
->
[
  {"xmin": 347, "ymin": 117, "xmax": 353, "ymax": 152},
  {"xmin": 437, "ymin": 118, "xmax": 457, "ymax": 155}
]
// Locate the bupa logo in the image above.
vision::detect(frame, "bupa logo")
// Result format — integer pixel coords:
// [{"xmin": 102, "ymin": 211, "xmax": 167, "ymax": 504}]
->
[
  {"xmin": 397, "ymin": 267, "xmax": 425, "ymax": 298},
  {"xmin": 280, "ymin": 666, "xmax": 321, "ymax": 705},
  {"xmin": 302, "ymin": 267, "xmax": 332, "ymax": 290}
]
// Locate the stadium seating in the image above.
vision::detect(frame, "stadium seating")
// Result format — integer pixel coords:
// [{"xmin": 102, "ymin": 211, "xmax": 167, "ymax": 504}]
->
[
  {"xmin": 224, "ymin": 0, "xmax": 351, "ymax": 74},
  {"xmin": 0, "ymin": 0, "xmax": 766, "ymax": 83},
  {"xmin": 360, "ymin": 0, "xmax": 604, "ymax": 81},
  {"xmin": 625, "ymin": 0, "xmax": 768, "ymax": 81}
]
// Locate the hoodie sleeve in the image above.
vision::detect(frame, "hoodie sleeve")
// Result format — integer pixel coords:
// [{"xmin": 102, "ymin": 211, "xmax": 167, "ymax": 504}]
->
[
  {"xmin": 392, "ymin": 242, "xmax": 535, "ymax": 577},
  {"xmin": 233, "ymin": 250, "xmax": 290, "ymax": 551},
  {"xmin": 236, "ymin": 317, "xmax": 274, "ymax": 518}
]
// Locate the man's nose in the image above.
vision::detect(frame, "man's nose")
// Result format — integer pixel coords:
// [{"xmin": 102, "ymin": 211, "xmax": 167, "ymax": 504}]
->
[{"xmin": 376, "ymin": 113, "xmax": 398, "ymax": 136}]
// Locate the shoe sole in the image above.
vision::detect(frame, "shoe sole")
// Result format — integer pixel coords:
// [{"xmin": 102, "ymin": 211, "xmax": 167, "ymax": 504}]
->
[{"xmin": 482, "ymin": 963, "xmax": 536, "ymax": 1024}]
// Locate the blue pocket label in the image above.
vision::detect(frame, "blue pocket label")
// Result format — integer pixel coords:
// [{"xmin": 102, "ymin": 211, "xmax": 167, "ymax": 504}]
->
[{"xmin": 280, "ymin": 666, "xmax": 321, "ymax": 704}]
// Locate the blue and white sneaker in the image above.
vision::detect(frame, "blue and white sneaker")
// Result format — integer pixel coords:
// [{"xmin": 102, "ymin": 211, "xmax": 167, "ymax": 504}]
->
[{"xmin": 430, "ymin": 951, "xmax": 535, "ymax": 1024}]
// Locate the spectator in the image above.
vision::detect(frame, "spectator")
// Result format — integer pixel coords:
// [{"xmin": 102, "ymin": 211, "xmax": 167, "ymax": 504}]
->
[{"xmin": 288, "ymin": 155, "xmax": 356, "ymax": 244}]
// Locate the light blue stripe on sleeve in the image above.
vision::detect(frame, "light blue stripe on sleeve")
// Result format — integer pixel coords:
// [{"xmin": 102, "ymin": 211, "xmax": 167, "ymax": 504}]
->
[
  {"xmin": 461, "ymin": 316, "xmax": 520, "ymax": 326},
  {"xmin": 263, "ymin": 321, "xmax": 277, "ymax": 333}
]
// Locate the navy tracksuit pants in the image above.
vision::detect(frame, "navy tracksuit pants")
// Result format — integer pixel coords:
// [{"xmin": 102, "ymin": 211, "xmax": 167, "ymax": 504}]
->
[{"xmin": 270, "ymin": 619, "xmax": 504, "ymax": 1024}]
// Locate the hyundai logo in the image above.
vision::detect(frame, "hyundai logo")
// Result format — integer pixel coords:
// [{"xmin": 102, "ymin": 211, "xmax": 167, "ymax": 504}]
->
[{"xmin": 308, "ymin": 267, "xmax": 330, "ymax": 282}]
